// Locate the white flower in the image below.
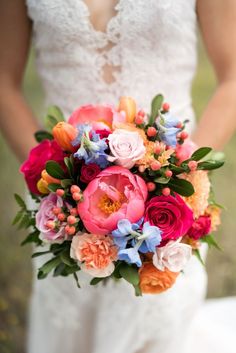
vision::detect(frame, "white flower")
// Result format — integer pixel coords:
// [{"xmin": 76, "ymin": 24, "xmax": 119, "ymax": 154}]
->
[
  {"xmin": 153, "ymin": 240, "xmax": 192, "ymax": 272},
  {"xmin": 107, "ymin": 129, "xmax": 146, "ymax": 169}
]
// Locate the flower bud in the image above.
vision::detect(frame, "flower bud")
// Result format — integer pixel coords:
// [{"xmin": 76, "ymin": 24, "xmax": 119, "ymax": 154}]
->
[
  {"xmin": 37, "ymin": 178, "xmax": 49, "ymax": 194},
  {"xmin": 52, "ymin": 122, "xmax": 78, "ymax": 152},
  {"xmin": 118, "ymin": 96, "xmax": 137, "ymax": 124},
  {"xmin": 41, "ymin": 169, "xmax": 61, "ymax": 185}
]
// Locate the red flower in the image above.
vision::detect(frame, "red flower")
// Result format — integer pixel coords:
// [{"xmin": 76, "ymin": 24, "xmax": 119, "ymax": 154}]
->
[
  {"xmin": 80, "ymin": 163, "xmax": 101, "ymax": 183},
  {"xmin": 20, "ymin": 140, "xmax": 65, "ymax": 195},
  {"xmin": 188, "ymin": 215, "xmax": 211, "ymax": 240}
]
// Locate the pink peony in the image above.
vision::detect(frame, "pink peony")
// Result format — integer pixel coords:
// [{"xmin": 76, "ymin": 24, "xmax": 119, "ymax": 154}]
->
[
  {"xmin": 70, "ymin": 233, "xmax": 118, "ymax": 277},
  {"xmin": 188, "ymin": 215, "xmax": 211, "ymax": 240},
  {"xmin": 153, "ymin": 239, "xmax": 192, "ymax": 272},
  {"xmin": 77, "ymin": 166, "xmax": 148, "ymax": 235},
  {"xmin": 144, "ymin": 194, "xmax": 194, "ymax": 241},
  {"xmin": 108, "ymin": 129, "xmax": 146, "ymax": 169},
  {"xmin": 36, "ymin": 193, "xmax": 67, "ymax": 243},
  {"xmin": 175, "ymin": 139, "xmax": 197, "ymax": 164},
  {"xmin": 20, "ymin": 139, "xmax": 65, "ymax": 195}
]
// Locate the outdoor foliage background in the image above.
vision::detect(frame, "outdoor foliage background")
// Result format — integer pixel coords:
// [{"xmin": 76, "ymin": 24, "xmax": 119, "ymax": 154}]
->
[{"xmin": 0, "ymin": 41, "xmax": 236, "ymax": 353}]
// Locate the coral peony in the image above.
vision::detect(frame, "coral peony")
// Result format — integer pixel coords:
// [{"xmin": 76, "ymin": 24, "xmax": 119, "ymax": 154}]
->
[
  {"xmin": 77, "ymin": 166, "xmax": 148, "ymax": 235},
  {"xmin": 144, "ymin": 194, "xmax": 194, "ymax": 241},
  {"xmin": 70, "ymin": 233, "xmax": 117, "ymax": 277},
  {"xmin": 139, "ymin": 262, "xmax": 179, "ymax": 294},
  {"xmin": 20, "ymin": 139, "xmax": 65, "ymax": 195},
  {"xmin": 52, "ymin": 122, "xmax": 78, "ymax": 152}
]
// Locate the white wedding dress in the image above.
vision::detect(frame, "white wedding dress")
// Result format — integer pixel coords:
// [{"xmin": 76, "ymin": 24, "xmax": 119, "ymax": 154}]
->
[{"xmin": 25, "ymin": 1, "xmax": 236, "ymax": 353}]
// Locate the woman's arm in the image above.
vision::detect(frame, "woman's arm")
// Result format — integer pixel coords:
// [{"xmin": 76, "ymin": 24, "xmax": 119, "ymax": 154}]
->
[
  {"xmin": 0, "ymin": 0, "xmax": 40, "ymax": 162},
  {"xmin": 193, "ymin": 0, "xmax": 236, "ymax": 149}
]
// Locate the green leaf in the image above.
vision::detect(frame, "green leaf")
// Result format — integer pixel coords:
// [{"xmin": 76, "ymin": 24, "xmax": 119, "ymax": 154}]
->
[
  {"xmin": 191, "ymin": 147, "xmax": 212, "ymax": 161},
  {"xmin": 154, "ymin": 177, "xmax": 170, "ymax": 184},
  {"xmin": 133, "ymin": 284, "xmax": 142, "ymax": 297},
  {"xmin": 53, "ymin": 263, "xmax": 67, "ymax": 277},
  {"xmin": 193, "ymin": 249, "xmax": 205, "ymax": 266},
  {"xmin": 119, "ymin": 264, "xmax": 140, "ymax": 286},
  {"xmin": 12, "ymin": 210, "xmax": 24, "ymax": 225},
  {"xmin": 46, "ymin": 160, "xmax": 65, "ymax": 179},
  {"xmin": 61, "ymin": 179, "xmax": 73, "ymax": 188},
  {"xmin": 14, "ymin": 194, "xmax": 26, "ymax": 209},
  {"xmin": 201, "ymin": 234, "xmax": 222, "ymax": 250},
  {"xmin": 73, "ymin": 272, "xmax": 81, "ymax": 288},
  {"xmin": 47, "ymin": 183, "xmax": 62, "ymax": 192},
  {"xmin": 21, "ymin": 230, "xmax": 41, "ymax": 246},
  {"xmin": 34, "ymin": 130, "xmax": 53, "ymax": 143},
  {"xmin": 197, "ymin": 160, "xmax": 225, "ymax": 171},
  {"xmin": 32, "ymin": 250, "xmax": 52, "ymax": 258},
  {"xmin": 47, "ymin": 106, "xmax": 65, "ymax": 122},
  {"xmin": 90, "ymin": 277, "xmax": 105, "ymax": 285},
  {"xmin": 64, "ymin": 157, "xmax": 74, "ymax": 177},
  {"xmin": 17, "ymin": 213, "xmax": 31, "ymax": 230},
  {"xmin": 60, "ymin": 250, "xmax": 76, "ymax": 267},
  {"xmin": 44, "ymin": 114, "xmax": 58, "ymax": 131},
  {"xmin": 168, "ymin": 178, "xmax": 195, "ymax": 197},
  {"xmin": 37, "ymin": 256, "xmax": 61, "ymax": 279},
  {"xmin": 169, "ymin": 164, "xmax": 186, "ymax": 175},
  {"xmin": 149, "ymin": 94, "xmax": 164, "ymax": 125}
]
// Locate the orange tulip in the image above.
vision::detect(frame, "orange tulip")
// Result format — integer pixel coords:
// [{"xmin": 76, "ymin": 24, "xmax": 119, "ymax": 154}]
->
[
  {"xmin": 52, "ymin": 122, "xmax": 77, "ymax": 152},
  {"xmin": 139, "ymin": 262, "xmax": 179, "ymax": 294},
  {"xmin": 41, "ymin": 169, "xmax": 61, "ymax": 185},
  {"xmin": 118, "ymin": 96, "xmax": 137, "ymax": 124}
]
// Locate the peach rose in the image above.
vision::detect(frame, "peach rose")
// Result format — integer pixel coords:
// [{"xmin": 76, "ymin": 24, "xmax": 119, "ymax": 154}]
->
[
  {"xmin": 52, "ymin": 122, "xmax": 78, "ymax": 152},
  {"xmin": 139, "ymin": 262, "xmax": 179, "ymax": 294},
  {"xmin": 70, "ymin": 233, "xmax": 118, "ymax": 277}
]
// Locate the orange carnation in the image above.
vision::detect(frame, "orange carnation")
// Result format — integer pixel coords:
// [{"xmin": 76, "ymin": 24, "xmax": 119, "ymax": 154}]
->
[
  {"xmin": 139, "ymin": 262, "xmax": 179, "ymax": 294},
  {"xmin": 52, "ymin": 122, "xmax": 77, "ymax": 152}
]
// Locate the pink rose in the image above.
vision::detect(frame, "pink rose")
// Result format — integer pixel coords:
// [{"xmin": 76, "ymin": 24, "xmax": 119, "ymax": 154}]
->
[
  {"xmin": 36, "ymin": 193, "xmax": 67, "ymax": 243},
  {"xmin": 175, "ymin": 139, "xmax": 197, "ymax": 164},
  {"xmin": 153, "ymin": 239, "xmax": 192, "ymax": 272},
  {"xmin": 144, "ymin": 194, "xmax": 194, "ymax": 241},
  {"xmin": 20, "ymin": 139, "xmax": 65, "ymax": 194},
  {"xmin": 70, "ymin": 233, "xmax": 118, "ymax": 277},
  {"xmin": 188, "ymin": 215, "xmax": 211, "ymax": 240},
  {"xmin": 80, "ymin": 163, "xmax": 101, "ymax": 183},
  {"xmin": 108, "ymin": 129, "xmax": 146, "ymax": 169},
  {"xmin": 78, "ymin": 166, "xmax": 148, "ymax": 235}
]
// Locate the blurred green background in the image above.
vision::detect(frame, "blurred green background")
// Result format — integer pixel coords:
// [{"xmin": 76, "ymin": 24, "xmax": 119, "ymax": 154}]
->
[{"xmin": 0, "ymin": 42, "xmax": 236, "ymax": 353}]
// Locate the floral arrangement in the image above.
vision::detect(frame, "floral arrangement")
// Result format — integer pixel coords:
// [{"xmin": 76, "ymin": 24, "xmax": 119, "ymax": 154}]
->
[{"xmin": 14, "ymin": 94, "xmax": 224, "ymax": 295}]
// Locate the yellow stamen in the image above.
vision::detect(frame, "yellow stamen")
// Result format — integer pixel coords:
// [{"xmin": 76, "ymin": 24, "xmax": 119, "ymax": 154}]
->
[{"xmin": 98, "ymin": 194, "xmax": 124, "ymax": 215}]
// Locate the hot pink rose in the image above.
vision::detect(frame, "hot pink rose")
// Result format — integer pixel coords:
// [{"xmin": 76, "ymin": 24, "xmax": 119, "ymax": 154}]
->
[
  {"xmin": 188, "ymin": 215, "xmax": 211, "ymax": 240},
  {"xmin": 77, "ymin": 166, "xmax": 148, "ymax": 235},
  {"xmin": 36, "ymin": 193, "xmax": 67, "ymax": 243},
  {"xmin": 20, "ymin": 139, "xmax": 65, "ymax": 194},
  {"xmin": 68, "ymin": 104, "xmax": 125, "ymax": 130},
  {"xmin": 175, "ymin": 139, "xmax": 197, "ymax": 164},
  {"xmin": 144, "ymin": 194, "xmax": 194, "ymax": 241},
  {"xmin": 80, "ymin": 163, "xmax": 101, "ymax": 183}
]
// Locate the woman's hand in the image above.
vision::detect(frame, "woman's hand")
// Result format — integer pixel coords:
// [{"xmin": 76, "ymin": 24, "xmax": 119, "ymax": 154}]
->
[
  {"xmin": 193, "ymin": 0, "xmax": 236, "ymax": 149},
  {"xmin": 0, "ymin": 0, "xmax": 40, "ymax": 162}
]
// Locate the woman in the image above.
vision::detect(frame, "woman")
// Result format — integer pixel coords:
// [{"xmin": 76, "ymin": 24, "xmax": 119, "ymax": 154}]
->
[{"xmin": 0, "ymin": 1, "xmax": 236, "ymax": 353}]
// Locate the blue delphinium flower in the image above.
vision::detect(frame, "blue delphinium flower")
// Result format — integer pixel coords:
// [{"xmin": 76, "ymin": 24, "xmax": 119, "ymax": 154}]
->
[
  {"xmin": 112, "ymin": 219, "xmax": 162, "ymax": 267},
  {"xmin": 72, "ymin": 124, "xmax": 109, "ymax": 168},
  {"xmin": 156, "ymin": 113, "xmax": 180, "ymax": 147}
]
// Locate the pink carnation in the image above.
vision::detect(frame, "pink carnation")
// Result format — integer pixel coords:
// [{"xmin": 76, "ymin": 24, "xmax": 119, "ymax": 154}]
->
[
  {"xmin": 188, "ymin": 215, "xmax": 211, "ymax": 240},
  {"xmin": 144, "ymin": 194, "xmax": 194, "ymax": 241},
  {"xmin": 70, "ymin": 233, "xmax": 118, "ymax": 277},
  {"xmin": 77, "ymin": 166, "xmax": 148, "ymax": 235}
]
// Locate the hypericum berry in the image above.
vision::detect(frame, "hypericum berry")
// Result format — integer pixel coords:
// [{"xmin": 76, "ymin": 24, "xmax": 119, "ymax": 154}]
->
[
  {"xmin": 154, "ymin": 143, "xmax": 161, "ymax": 154},
  {"xmin": 162, "ymin": 102, "xmax": 170, "ymax": 112},
  {"xmin": 67, "ymin": 215, "xmax": 77, "ymax": 225},
  {"xmin": 46, "ymin": 221, "xmax": 55, "ymax": 230},
  {"xmin": 135, "ymin": 115, "xmax": 144, "ymax": 125},
  {"xmin": 150, "ymin": 161, "xmax": 161, "ymax": 171},
  {"xmin": 137, "ymin": 109, "xmax": 145, "ymax": 117},
  {"xmin": 65, "ymin": 225, "xmax": 76, "ymax": 235},
  {"xmin": 52, "ymin": 207, "xmax": 61, "ymax": 215},
  {"xmin": 70, "ymin": 185, "xmax": 81, "ymax": 194},
  {"xmin": 188, "ymin": 160, "xmax": 198, "ymax": 171},
  {"xmin": 162, "ymin": 187, "xmax": 171, "ymax": 196},
  {"xmin": 165, "ymin": 170, "xmax": 173, "ymax": 178},
  {"xmin": 147, "ymin": 127, "xmax": 157, "ymax": 137},
  {"xmin": 57, "ymin": 213, "xmax": 66, "ymax": 221},
  {"xmin": 176, "ymin": 121, "xmax": 183, "ymax": 129},
  {"xmin": 138, "ymin": 165, "xmax": 146, "ymax": 173},
  {"xmin": 70, "ymin": 208, "xmax": 78, "ymax": 216},
  {"xmin": 72, "ymin": 192, "xmax": 82, "ymax": 201},
  {"xmin": 180, "ymin": 131, "xmax": 188, "ymax": 140},
  {"xmin": 56, "ymin": 189, "xmax": 65, "ymax": 197},
  {"xmin": 147, "ymin": 182, "xmax": 156, "ymax": 192}
]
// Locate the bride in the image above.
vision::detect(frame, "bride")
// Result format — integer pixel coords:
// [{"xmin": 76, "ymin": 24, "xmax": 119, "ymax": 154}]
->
[{"xmin": 0, "ymin": 1, "xmax": 236, "ymax": 353}]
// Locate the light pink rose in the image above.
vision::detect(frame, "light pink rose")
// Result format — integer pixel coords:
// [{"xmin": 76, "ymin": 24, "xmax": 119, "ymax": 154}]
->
[
  {"xmin": 153, "ymin": 239, "xmax": 192, "ymax": 272},
  {"xmin": 175, "ymin": 139, "xmax": 197, "ymax": 164},
  {"xmin": 36, "ymin": 193, "xmax": 66, "ymax": 243},
  {"xmin": 77, "ymin": 166, "xmax": 148, "ymax": 235},
  {"xmin": 70, "ymin": 233, "xmax": 118, "ymax": 277},
  {"xmin": 108, "ymin": 129, "xmax": 146, "ymax": 169}
]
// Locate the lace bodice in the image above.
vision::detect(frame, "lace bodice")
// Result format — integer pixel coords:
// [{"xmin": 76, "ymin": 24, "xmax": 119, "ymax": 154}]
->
[{"xmin": 26, "ymin": 0, "xmax": 197, "ymax": 131}]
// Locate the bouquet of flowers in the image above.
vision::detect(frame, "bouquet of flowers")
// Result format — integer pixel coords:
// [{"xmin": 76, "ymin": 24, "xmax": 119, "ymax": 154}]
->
[{"xmin": 14, "ymin": 94, "xmax": 224, "ymax": 295}]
